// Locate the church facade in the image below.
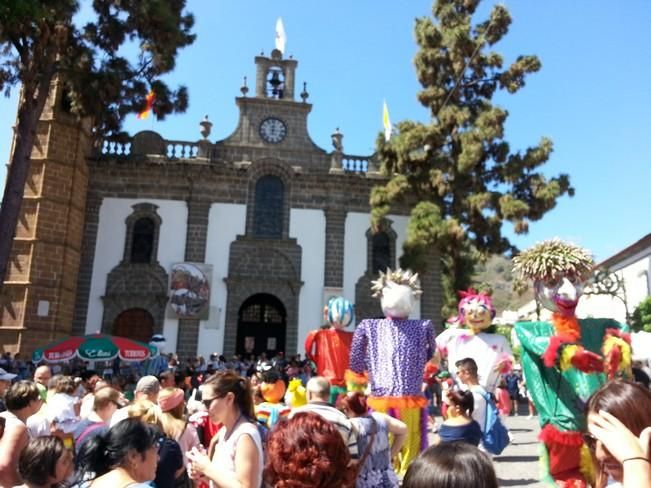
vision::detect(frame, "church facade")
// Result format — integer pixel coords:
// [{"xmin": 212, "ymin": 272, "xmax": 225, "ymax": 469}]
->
[{"xmin": 2, "ymin": 48, "xmax": 443, "ymax": 359}]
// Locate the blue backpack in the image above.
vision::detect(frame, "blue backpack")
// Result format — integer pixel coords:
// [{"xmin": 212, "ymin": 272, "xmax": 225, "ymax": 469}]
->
[{"xmin": 478, "ymin": 390, "xmax": 510, "ymax": 455}]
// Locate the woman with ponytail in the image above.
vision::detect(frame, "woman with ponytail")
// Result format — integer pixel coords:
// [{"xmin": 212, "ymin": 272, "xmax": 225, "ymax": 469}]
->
[
  {"xmin": 186, "ymin": 372, "xmax": 263, "ymax": 488},
  {"xmin": 157, "ymin": 387, "xmax": 201, "ymax": 467},
  {"xmin": 75, "ymin": 417, "xmax": 161, "ymax": 488},
  {"xmin": 128, "ymin": 399, "xmax": 185, "ymax": 488},
  {"xmin": 436, "ymin": 389, "xmax": 482, "ymax": 446},
  {"xmin": 338, "ymin": 392, "xmax": 406, "ymax": 488}
]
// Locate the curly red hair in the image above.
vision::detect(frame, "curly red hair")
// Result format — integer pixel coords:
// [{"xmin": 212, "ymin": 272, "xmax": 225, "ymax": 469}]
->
[
  {"xmin": 264, "ymin": 412, "xmax": 356, "ymax": 488},
  {"xmin": 336, "ymin": 391, "xmax": 368, "ymax": 416}
]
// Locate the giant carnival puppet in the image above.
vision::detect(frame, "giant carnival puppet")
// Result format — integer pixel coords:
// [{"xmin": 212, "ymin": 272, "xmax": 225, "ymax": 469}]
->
[
  {"xmin": 140, "ymin": 334, "xmax": 169, "ymax": 376},
  {"xmin": 305, "ymin": 296, "xmax": 355, "ymax": 403},
  {"xmin": 436, "ymin": 289, "xmax": 513, "ymax": 393},
  {"xmin": 349, "ymin": 269, "xmax": 436, "ymax": 475},
  {"xmin": 255, "ymin": 368, "xmax": 291, "ymax": 428},
  {"xmin": 513, "ymin": 239, "xmax": 632, "ymax": 487}
]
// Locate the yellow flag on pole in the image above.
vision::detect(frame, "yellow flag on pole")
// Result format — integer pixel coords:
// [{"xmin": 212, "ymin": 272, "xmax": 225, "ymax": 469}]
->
[{"xmin": 383, "ymin": 100, "xmax": 392, "ymax": 142}]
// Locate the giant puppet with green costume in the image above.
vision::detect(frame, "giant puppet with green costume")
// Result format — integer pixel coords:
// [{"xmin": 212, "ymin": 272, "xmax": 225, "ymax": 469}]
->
[
  {"xmin": 349, "ymin": 269, "xmax": 436, "ymax": 476},
  {"xmin": 513, "ymin": 239, "xmax": 632, "ymax": 487},
  {"xmin": 305, "ymin": 296, "xmax": 357, "ymax": 403}
]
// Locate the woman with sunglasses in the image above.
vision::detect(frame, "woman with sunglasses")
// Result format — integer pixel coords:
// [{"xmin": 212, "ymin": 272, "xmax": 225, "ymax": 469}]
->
[
  {"xmin": 585, "ymin": 380, "xmax": 651, "ymax": 488},
  {"xmin": 186, "ymin": 372, "xmax": 263, "ymax": 488},
  {"xmin": 436, "ymin": 389, "xmax": 482, "ymax": 447},
  {"xmin": 76, "ymin": 417, "xmax": 162, "ymax": 488}
]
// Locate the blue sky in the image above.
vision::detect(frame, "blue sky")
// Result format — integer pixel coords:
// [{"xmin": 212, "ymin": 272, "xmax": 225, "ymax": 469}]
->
[{"xmin": 1, "ymin": 0, "xmax": 649, "ymax": 262}]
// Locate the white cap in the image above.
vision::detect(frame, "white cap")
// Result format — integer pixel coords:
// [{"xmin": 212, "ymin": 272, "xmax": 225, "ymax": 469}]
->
[{"xmin": 0, "ymin": 368, "xmax": 17, "ymax": 381}]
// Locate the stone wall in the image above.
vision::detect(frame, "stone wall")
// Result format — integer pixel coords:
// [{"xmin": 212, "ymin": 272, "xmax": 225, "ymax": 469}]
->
[{"xmin": 1, "ymin": 79, "xmax": 91, "ymax": 355}]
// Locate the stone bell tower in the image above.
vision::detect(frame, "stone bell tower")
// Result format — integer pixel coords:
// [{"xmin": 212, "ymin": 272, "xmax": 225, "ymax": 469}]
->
[
  {"xmin": 254, "ymin": 48, "xmax": 298, "ymax": 100},
  {"xmin": 0, "ymin": 78, "xmax": 91, "ymax": 354}
]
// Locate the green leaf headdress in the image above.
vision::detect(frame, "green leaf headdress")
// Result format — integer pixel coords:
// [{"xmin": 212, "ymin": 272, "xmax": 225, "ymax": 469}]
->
[{"xmin": 512, "ymin": 238, "xmax": 594, "ymax": 282}]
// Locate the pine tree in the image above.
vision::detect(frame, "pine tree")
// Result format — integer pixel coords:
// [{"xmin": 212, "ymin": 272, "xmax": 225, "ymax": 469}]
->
[
  {"xmin": 371, "ymin": 0, "xmax": 573, "ymax": 317},
  {"xmin": 0, "ymin": 0, "xmax": 195, "ymax": 289}
]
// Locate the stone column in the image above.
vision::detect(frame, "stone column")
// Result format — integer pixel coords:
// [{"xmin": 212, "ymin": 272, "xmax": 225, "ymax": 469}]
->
[
  {"xmin": 419, "ymin": 247, "xmax": 444, "ymax": 334},
  {"xmin": 323, "ymin": 208, "xmax": 346, "ymax": 288},
  {"xmin": 72, "ymin": 195, "xmax": 103, "ymax": 336},
  {"xmin": 176, "ymin": 199, "xmax": 211, "ymax": 358}
]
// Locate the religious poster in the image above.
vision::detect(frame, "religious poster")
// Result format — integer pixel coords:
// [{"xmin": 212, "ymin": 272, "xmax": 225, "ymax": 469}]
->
[
  {"xmin": 245, "ymin": 336, "xmax": 255, "ymax": 353},
  {"xmin": 267, "ymin": 337, "xmax": 277, "ymax": 350},
  {"xmin": 168, "ymin": 263, "xmax": 212, "ymax": 320}
]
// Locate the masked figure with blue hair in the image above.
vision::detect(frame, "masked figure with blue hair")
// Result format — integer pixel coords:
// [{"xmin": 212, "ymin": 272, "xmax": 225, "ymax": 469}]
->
[{"xmin": 305, "ymin": 296, "xmax": 355, "ymax": 403}]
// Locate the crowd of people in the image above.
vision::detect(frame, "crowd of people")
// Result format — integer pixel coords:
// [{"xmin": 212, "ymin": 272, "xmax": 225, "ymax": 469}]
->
[{"xmin": 0, "ymin": 348, "xmax": 649, "ymax": 488}]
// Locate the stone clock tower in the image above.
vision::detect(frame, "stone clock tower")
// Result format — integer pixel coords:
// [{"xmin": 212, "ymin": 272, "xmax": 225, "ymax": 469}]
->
[
  {"xmin": 226, "ymin": 48, "xmax": 317, "ymax": 157},
  {"xmin": 3, "ymin": 45, "xmax": 443, "ymax": 359}
]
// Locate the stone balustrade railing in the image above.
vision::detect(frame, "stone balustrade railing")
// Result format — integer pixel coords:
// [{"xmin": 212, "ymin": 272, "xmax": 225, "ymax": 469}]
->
[
  {"xmin": 165, "ymin": 140, "xmax": 200, "ymax": 159},
  {"xmin": 96, "ymin": 131, "xmax": 379, "ymax": 176},
  {"xmin": 98, "ymin": 139, "xmax": 132, "ymax": 157},
  {"xmin": 342, "ymin": 155, "xmax": 371, "ymax": 173}
]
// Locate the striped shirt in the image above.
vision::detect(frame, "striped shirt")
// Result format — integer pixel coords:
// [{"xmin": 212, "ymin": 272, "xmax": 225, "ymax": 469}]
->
[{"xmin": 290, "ymin": 401, "xmax": 359, "ymax": 458}]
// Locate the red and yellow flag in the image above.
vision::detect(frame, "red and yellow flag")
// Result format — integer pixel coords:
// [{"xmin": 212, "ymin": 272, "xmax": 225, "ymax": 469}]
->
[{"xmin": 137, "ymin": 90, "xmax": 155, "ymax": 119}]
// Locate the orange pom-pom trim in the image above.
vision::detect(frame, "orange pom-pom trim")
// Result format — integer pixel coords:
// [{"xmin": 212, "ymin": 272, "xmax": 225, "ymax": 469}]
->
[
  {"xmin": 551, "ymin": 313, "xmax": 581, "ymax": 341},
  {"xmin": 367, "ymin": 395, "xmax": 428, "ymax": 410}
]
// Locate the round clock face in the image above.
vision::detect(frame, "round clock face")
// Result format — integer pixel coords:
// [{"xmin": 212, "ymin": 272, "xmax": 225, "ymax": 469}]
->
[{"xmin": 259, "ymin": 117, "xmax": 287, "ymax": 144}]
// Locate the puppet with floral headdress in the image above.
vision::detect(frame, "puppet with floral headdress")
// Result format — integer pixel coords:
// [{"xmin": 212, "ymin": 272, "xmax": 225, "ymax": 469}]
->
[
  {"xmin": 349, "ymin": 268, "xmax": 436, "ymax": 475},
  {"xmin": 436, "ymin": 289, "xmax": 513, "ymax": 393},
  {"xmin": 513, "ymin": 239, "xmax": 632, "ymax": 487},
  {"xmin": 305, "ymin": 296, "xmax": 356, "ymax": 403}
]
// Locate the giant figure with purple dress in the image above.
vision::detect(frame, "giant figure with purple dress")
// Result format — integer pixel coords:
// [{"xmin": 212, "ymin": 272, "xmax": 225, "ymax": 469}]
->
[{"xmin": 349, "ymin": 269, "xmax": 436, "ymax": 475}]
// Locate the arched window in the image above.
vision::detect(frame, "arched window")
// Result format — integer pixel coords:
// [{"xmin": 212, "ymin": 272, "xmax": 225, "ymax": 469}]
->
[
  {"xmin": 123, "ymin": 203, "xmax": 162, "ymax": 264},
  {"xmin": 253, "ymin": 175, "xmax": 284, "ymax": 238},
  {"xmin": 130, "ymin": 217, "xmax": 155, "ymax": 263},
  {"xmin": 371, "ymin": 231, "xmax": 391, "ymax": 274}
]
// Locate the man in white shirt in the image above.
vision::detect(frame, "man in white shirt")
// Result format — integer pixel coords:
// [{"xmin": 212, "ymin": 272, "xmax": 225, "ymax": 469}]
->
[
  {"xmin": 289, "ymin": 376, "xmax": 359, "ymax": 459},
  {"xmin": 110, "ymin": 375, "xmax": 160, "ymax": 426},
  {"xmin": 455, "ymin": 357, "xmax": 487, "ymax": 434}
]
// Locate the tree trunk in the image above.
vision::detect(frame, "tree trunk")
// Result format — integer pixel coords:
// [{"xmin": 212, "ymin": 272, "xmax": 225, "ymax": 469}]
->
[{"xmin": 0, "ymin": 89, "xmax": 45, "ymax": 292}]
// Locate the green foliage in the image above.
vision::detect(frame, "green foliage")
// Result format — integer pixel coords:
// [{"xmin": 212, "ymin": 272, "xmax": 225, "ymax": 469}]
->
[
  {"xmin": 494, "ymin": 324, "xmax": 512, "ymax": 346},
  {"xmin": 631, "ymin": 296, "xmax": 651, "ymax": 333},
  {"xmin": 0, "ymin": 0, "xmax": 195, "ymax": 287},
  {"xmin": 371, "ymin": 0, "xmax": 573, "ymax": 318},
  {"xmin": 512, "ymin": 344, "xmax": 521, "ymax": 362},
  {"xmin": 472, "ymin": 254, "xmax": 532, "ymax": 313},
  {"xmin": 0, "ymin": 0, "xmax": 195, "ymax": 135}
]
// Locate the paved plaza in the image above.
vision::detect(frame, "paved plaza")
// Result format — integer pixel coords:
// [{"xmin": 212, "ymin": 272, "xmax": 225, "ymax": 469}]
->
[
  {"xmin": 430, "ymin": 409, "xmax": 545, "ymax": 487},
  {"xmin": 494, "ymin": 414, "xmax": 545, "ymax": 487}
]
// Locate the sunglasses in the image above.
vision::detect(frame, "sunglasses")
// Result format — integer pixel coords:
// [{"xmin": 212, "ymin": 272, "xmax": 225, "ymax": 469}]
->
[
  {"xmin": 202, "ymin": 396, "xmax": 219, "ymax": 409},
  {"xmin": 582, "ymin": 432, "xmax": 597, "ymax": 451}
]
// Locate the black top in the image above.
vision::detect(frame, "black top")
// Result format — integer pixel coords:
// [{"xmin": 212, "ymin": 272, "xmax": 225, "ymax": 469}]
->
[{"xmin": 155, "ymin": 436, "xmax": 184, "ymax": 488}]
